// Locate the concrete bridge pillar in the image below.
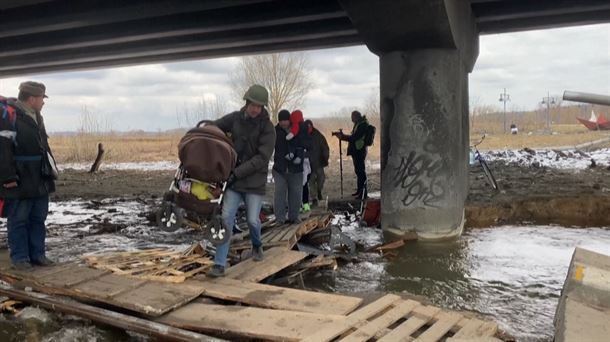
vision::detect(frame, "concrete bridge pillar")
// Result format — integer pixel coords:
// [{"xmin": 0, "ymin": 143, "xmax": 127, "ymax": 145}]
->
[
  {"xmin": 379, "ymin": 49, "xmax": 469, "ymax": 240},
  {"xmin": 339, "ymin": 0, "xmax": 478, "ymax": 240}
]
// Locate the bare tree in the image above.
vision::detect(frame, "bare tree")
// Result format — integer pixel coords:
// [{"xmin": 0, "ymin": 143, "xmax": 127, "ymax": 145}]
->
[
  {"xmin": 230, "ymin": 53, "xmax": 313, "ymax": 121},
  {"xmin": 363, "ymin": 87, "xmax": 380, "ymax": 118},
  {"xmin": 176, "ymin": 96, "xmax": 227, "ymax": 128}
]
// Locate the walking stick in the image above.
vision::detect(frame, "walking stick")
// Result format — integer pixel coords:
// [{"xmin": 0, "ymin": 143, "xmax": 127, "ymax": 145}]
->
[{"xmin": 336, "ymin": 129, "xmax": 344, "ymax": 198}]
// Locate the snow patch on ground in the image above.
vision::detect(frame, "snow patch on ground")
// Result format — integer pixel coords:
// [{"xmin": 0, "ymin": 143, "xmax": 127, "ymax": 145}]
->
[
  {"xmin": 60, "ymin": 161, "xmax": 178, "ymax": 171},
  {"xmin": 484, "ymin": 148, "xmax": 610, "ymax": 170},
  {"xmin": 367, "ymin": 148, "xmax": 609, "ymax": 171}
]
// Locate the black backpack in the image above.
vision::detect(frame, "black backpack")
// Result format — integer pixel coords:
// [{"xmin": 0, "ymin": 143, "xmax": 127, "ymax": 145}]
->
[{"xmin": 364, "ymin": 124, "xmax": 376, "ymax": 147}]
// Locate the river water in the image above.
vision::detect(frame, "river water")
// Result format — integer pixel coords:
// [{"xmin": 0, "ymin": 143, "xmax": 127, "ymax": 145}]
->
[{"xmin": 1, "ymin": 200, "xmax": 609, "ymax": 341}]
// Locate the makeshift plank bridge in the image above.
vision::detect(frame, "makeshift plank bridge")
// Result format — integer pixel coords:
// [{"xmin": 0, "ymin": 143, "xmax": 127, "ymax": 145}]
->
[{"xmin": 0, "ymin": 213, "xmax": 500, "ymax": 341}]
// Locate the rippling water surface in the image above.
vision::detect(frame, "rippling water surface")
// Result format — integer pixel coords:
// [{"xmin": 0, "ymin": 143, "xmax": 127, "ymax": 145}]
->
[{"xmin": 308, "ymin": 217, "xmax": 610, "ymax": 342}]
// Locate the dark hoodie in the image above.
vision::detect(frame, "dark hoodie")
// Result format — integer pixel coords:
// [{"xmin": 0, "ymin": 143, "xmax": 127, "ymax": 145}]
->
[{"xmin": 213, "ymin": 108, "xmax": 275, "ymax": 195}]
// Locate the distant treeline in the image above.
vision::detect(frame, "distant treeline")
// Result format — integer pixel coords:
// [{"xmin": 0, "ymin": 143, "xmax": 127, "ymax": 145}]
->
[{"xmin": 470, "ymin": 104, "xmax": 609, "ymax": 134}]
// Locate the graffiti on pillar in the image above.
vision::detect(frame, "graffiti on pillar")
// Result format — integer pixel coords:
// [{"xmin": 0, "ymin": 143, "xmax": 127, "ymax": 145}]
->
[
  {"xmin": 391, "ymin": 150, "xmax": 445, "ymax": 208},
  {"xmin": 408, "ymin": 114, "xmax": 429, "ymax": 138}
]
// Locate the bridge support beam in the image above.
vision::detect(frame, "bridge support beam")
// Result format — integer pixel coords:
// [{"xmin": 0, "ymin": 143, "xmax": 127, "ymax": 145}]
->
[
  {"xmin": 340, "ymin": 0, "xmax": 478, "ymax": 240},
  {"xmin": 379, "ymin": 49, "xmax": 469, "ymax": 240}
]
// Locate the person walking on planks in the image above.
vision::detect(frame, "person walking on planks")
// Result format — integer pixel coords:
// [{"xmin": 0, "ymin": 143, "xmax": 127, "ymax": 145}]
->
[
  {"xmin": 272, "ymin": 109, "xmax": 308, "ymax": 225},
  {"xmin": 207, "ymin": 84, "xmax": 275, "ymax": 278},
  {"xmin": 0, "ymin": 81, "xmax": 58, "ymax": 270}
]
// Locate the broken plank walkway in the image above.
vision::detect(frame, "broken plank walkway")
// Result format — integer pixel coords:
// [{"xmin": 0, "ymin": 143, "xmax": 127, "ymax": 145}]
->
[
  {"xmin": 231, "ymin": 214, "xmax": 330, "ymax": 252},
  {"xmin": 0, "ymin": 212, "xmax": 499, "ymax": 341}
]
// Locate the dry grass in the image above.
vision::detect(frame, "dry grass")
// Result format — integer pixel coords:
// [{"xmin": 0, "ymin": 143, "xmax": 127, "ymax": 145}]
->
[
  {"xmin": 473, "ymin": 125, "xmax": 609, "ymax": 150},
  {"xmin": 49, "ymin": 115, "xmax": 608, "ymax": 164},
  {"xmin": 51, "ymin": 132, "xmax": 183, "ymax": 164}
]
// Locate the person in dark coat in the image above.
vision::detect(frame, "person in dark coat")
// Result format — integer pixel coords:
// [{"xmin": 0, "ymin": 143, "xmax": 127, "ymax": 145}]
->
[
  {"xmin": 0, "ymin": 81, "xmax": 57, "ymax": 270},
  {"xmin": 207, "ymin": 84, "xmax": 275, "ymax": 277},
  {"xmin": 272, "ymin": 110, "xmax": 307, "ymax": 224},
  {"xmin": 335, "ymin": 110, "xmax": 369, "ymax": 198},
  {"xmin": 304, "ymin": 120, "xmax": 329, "ymax": 204}
]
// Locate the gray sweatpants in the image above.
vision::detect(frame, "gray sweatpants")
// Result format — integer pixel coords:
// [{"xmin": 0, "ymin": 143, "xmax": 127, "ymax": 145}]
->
[{"xmin": 272, "ymin": 169, "xmax": 303, "ymax": 223}]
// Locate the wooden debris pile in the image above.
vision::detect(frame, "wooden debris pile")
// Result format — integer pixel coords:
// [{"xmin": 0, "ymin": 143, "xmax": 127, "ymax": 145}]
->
[
  {"xmin": 82, "ymin": 243, "xmax": 213, "ymax": 283},
  {"xmin": 230, "ymin": 214, "xmax": 332, "ymax": 255}
]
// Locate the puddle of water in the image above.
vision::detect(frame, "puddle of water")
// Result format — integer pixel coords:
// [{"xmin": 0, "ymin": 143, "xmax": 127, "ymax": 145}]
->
[{"xmin": 1, "ymin": 201, "xmax": 609, "ymax": 341}]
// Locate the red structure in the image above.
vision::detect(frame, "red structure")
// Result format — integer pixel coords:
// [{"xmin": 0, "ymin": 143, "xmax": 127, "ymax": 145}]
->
[{"xmin": 576, "ymin": 112, "xmax": 610, "ymax": 131}]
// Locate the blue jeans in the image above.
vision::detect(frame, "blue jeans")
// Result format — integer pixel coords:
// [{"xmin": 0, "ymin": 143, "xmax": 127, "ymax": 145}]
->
[
  {"xmin": 214, "ymin": 189, "xmax": 263, "ymax": 267},
  {"xmin": 5, "ymin": 196, "xmax": 49, "ymax": 264}
]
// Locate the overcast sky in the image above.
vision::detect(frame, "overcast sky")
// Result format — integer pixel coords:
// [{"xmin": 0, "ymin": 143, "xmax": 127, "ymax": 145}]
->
[{"xmin": 0, "ymin": 23, "xmax": 608, "ymax": 132}]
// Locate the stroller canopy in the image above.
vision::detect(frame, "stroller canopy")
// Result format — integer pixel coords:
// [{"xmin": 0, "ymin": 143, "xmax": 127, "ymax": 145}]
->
[{"xmin": 178, "ymin": 124, "xmax": 237, "ymax": 183}]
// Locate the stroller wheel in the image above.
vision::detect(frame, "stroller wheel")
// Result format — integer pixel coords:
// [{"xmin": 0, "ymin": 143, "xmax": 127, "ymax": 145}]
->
[
  {"xmin": 156, "ymin": 201, "xmax": 184, "ymax": 232},
  {"xmin": 204, "ymin": 215, "xmax": 231, "ymax": 246}
]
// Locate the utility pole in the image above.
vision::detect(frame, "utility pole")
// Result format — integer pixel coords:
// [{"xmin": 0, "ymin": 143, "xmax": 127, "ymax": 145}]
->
[
  {"xmin": 541, "ymin": 92, "xmax": 555, "ymax": 133},
  {"xmin": 499, "ymin": 88, "xmax": 510, "ymax": 133}
]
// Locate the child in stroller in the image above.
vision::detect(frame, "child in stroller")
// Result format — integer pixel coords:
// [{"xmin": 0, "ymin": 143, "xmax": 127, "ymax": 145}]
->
[{"xmin": 157, "ymin": 121, "xmax": 237, "ymax": 246}]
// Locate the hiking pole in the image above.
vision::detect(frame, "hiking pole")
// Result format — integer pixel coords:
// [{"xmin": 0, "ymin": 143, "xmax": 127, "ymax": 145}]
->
[{"xmin": 333, "ymin": 129, "xmax": 344, "ymax": 198}]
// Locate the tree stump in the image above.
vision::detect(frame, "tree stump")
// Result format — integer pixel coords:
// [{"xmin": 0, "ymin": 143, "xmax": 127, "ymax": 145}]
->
[{"xmin": 89, "ymin": 143, "xmax": 105, "ymax": 173}]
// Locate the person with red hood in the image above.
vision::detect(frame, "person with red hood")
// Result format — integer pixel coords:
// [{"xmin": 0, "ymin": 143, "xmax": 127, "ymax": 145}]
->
[
  {"xmin": 285, "ymin": 109, "xmax": 303, "ymax": 141},
  {"xmin": 272, "ymin": 109, "xmax": 311, "ymax": 224}
]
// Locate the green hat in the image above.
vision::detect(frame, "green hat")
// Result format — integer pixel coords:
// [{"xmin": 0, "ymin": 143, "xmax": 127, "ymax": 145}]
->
[
  {"xmin": 19, "ymin": 81, "xmax": 48, "ymax": 98},
  {"xmin": 243, "ymin": 84, "xmax": 268, "ymax": 106}
]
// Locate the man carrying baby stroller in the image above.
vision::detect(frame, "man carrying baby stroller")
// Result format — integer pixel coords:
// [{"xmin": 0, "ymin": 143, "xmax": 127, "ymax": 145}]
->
[{"xmin": 207, "ymin": 84, "xmax": 275, "ymax": 278}]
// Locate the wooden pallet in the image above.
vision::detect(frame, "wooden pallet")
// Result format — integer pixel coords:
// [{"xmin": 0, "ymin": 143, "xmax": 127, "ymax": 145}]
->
[
  {"xmin": 82, "ymin": 243, "xmax": 213, "ymax": 283},
  {"xmin": 231, "ymin": 214, "xmax": 332, "ymax": 252},
  {"xmin": 303, "ymin": 294, "xmax": 499, "ymax": 342},
  {"xmin": 0, "ymin": 260, "xmax": 205, "ymax": 317},
  {"xmin": 157, "ymin": 294, "xmax": 499, "ymax": 342},
  {"xmin": 225, "ymin": 247, "xmax": 308, "ymax": 282}
]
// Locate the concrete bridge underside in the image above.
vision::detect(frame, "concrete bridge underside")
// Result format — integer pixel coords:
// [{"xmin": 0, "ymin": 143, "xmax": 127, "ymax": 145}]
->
[{"xmin": 2, "ymin": 0, "xmax": 609, "ymax": 239}]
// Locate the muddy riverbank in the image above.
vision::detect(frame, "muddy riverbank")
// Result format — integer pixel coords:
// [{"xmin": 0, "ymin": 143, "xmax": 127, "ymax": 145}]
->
[{"xmin": 51, "ymin": 159, "xmax": 610, "ymax": 228}]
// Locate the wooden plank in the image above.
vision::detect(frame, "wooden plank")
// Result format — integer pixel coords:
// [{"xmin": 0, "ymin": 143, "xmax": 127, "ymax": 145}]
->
[
  {"xmin": 377, "ymin": 306, "xmax": 441, "ymax": 342},
  {"xmin": 302, "ymin": 294, "xmax": 403, "ymax": 342},
  {"xmin": 263, "ymin": 227, "xmax": 286, "ymax": 243},
  {"xmin": 273, "ymin": 226, "xmax": 298, "ymax": 243},
  {"xmin": 412, "ymin": 311, "xmax": 463, "ymax": 342},
  {"xmin": 2, "ymin": 260, "xmax": 204, "ymax": 317},
  {"xmin": 340, "ymin": 299, "xmax": 420, "ymax": 342},
  {"xmin": 477, "ymin": 321, "xmax": 498, "ymax": 336},
  {"xmin": 156, "ymin": 303, "xmax": 343, "ymax": 341},
  {"xmin": 0, "ymin": 284, "xmax": 223, "ymax": 342},
  {"xmin": 452, "ymin": 318, "xmax": 484, "ymax": 338},
  {"xmin": 38, "ymin": 265, "xmax": 108, "ymax": 287},
  {"xmin": 111, "ymin": 281, "xmax": 205, "ymax": 317},
  {"xmin": 225, "ymin": 247, "xmax": 307, "ymax": 282},
  {"xmin": 1, "ymin": 261, "xmax": 77, "ymax": 280},
  {"xmin": 190, "ymin": 277, "xmax": 362, "ymax": 315},
  {"xmin": 72, "ymin": 273, "xmax": 147, "ymax": 298},
  {"xmin": 411, "ymin": 305, "xmax": 442, "ymax": 320}
]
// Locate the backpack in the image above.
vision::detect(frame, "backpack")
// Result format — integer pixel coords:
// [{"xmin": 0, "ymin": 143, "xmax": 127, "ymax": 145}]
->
[
  {"xmin": 0, "ymin": 96, "xmax": 17, "ymax": 218},
  {"xmin": 0, "ymin": 96, "xmax": 17, "ymax": 130},
  {"xmin": 364, "ymin": 123, "xmax": 376, "ymax": 147}
]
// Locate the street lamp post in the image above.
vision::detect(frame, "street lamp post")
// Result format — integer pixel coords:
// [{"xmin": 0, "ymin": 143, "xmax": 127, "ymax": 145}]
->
[
  {"xmin": 499, "ymin": 88, "xmax": 510, "ymax": 133},
  {"xmin": 541, "ymin": 92, "xmax": 555, "ymax": 133}
]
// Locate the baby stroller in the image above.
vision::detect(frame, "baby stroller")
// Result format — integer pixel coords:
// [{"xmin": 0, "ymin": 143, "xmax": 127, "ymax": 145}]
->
[{"xmin": 156, "ymin": 121, "xmax": 237, "ymax": 246}]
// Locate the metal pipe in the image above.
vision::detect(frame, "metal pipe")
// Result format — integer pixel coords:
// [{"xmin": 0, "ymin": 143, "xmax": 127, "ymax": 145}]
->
[{"xmin": 563, "ymin": 91, "xmax": 610, "ymax": 106}]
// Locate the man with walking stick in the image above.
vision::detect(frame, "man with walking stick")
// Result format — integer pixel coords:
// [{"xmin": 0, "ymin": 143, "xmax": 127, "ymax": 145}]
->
[{"xmin": 333, "ymin": 111, "xmax": 371, "ymax": 199}]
